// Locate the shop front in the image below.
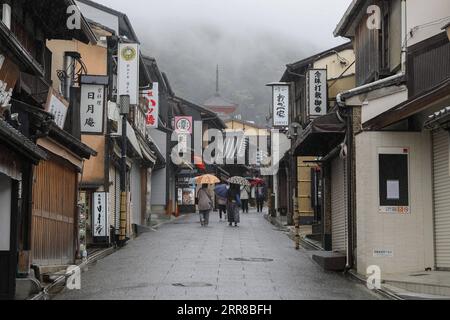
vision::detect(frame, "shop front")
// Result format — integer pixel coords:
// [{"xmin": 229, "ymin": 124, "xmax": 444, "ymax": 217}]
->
[{"xmin": 176, "ymin": 169, "xmax": 198, "ymax": 214}]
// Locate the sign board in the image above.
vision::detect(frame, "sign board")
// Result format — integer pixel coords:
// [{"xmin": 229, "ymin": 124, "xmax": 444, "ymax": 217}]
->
[
  {"xmin": 118, "ymin": 43, "xmax": 139, "ymax": 105},
  {"xmin": 93, "ymin": 192, "xmax": 109, "ymax": 240},
  {"xmin": 80, "ymin": 84, "xmax": 105, "ymax": 134},
  {"xmin": 175, "ymin": 116, "xmax": 193, "ymax": 134},
  {"xmin": 307, "ymin": 69, "xmax": 327, "ymax": 117},
  {"xmin": 141, "ymin": 82, "xmax": 159, "ymax": 128},
  {"xmin": 373, "ymin": 249, "xmax": 394, "ymax": 258},
  {"xmin": 45, "ymin": 89, "xmax": 69, "ymax": 129},
  {"xmin": 272, "ymin": 85, "xmax": 289, "ymax": 127}
]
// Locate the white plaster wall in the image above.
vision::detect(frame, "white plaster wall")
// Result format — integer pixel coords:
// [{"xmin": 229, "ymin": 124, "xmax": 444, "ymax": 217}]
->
[
  {"xmin": 407, "ymin": 0, "xmax": 450, "ymax": 47},
  {"xmin": 0, "ymin": 173, "xmax": 11, "ymax": 251},
  {"xmin": 313, "ymin": 49, "xmax": 356, "ymax": 79},
  {"xmin": 360, "ymin": 87, "xmax": 408, "ymax": 124},
  {"xmin": 355, "ymin": 131, "xmax": 434, "ymax": 275}
]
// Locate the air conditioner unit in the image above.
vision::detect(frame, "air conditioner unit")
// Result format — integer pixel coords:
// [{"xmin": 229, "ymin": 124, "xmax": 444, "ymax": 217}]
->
[{"xmin": 2, "ymin": 3, "xmax": 11, "ymax": 29}]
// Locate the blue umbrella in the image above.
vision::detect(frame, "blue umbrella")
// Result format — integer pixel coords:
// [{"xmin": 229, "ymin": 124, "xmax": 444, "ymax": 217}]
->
[{"xmin": 214, "ymin": 184, "xmax": 228, "ymax": 198}]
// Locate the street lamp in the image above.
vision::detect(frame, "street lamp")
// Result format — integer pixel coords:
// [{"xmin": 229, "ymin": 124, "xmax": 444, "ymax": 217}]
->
[{"xmin": 119, "ymin": 94, "xmax": 130, "ymax": 244}]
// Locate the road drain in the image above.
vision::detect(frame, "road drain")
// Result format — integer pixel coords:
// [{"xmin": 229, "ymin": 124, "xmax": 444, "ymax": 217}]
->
[
  {"xmin": 409, "ymin": 274, "xmax": 429, "ymax": 277},
  {"xmin": 172, "ymin": 282, "xmax": 214, "ymax": 288},
  {"xmin": 229, "ymin": 258, "xmax": 274, "ymax": 262}
]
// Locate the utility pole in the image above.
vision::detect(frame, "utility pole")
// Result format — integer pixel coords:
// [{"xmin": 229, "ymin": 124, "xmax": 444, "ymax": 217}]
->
[{"xmin": 119, "ymin": 94, "xmax": 130, "ymax": 245}]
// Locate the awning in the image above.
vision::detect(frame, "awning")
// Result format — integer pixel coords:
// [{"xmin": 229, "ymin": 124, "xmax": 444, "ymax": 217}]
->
[{"xmin": 293, "ymin": 112, "xmax": 347, "ymax": 157}]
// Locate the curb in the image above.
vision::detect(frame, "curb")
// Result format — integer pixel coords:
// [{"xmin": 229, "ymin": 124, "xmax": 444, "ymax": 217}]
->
[
  {"xmin": 347, "ymin": 270, "xmax": 403, "ymax": 300},
  {"xmin": 151, "ymin": 214, "xmax": 188, "ymax": 229}
]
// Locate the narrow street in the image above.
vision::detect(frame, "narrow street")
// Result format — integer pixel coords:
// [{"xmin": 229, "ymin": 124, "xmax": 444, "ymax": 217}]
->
[{"xmin": 57, "ymin": 209, "xmax": 380, "ymax": 300}]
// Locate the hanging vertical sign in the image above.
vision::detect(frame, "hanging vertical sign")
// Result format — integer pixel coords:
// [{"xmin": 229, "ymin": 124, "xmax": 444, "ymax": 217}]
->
[
  {"xmin": 80, "ymin": 83, "xmax": 105, "ymax": 134},
  {"xmin": 307, "ymin": 69, "xmax": 327, "ymax": 118},
  {"xmin": 118, "ymin": 43, "xmax": 139, "ymax": 105},
  {"xmin": 141, "ymin": 82, "xmax": 159, "ymax": 128},
  {"xmin": 272, "ymin": 84, "xmax": 289, "ymax": 127},
  {"xmin": 45, "ymin": 89, "xmax": 69, "ymax": 129},
  {"xmin": 93, "ymin": 192, "xmax": 109, "ymax": 241}
]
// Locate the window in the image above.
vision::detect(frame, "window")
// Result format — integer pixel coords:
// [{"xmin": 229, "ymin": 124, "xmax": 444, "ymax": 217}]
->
[{"xmin": 378, "ymin": 148, "xmax": 410, "ymax": 214}]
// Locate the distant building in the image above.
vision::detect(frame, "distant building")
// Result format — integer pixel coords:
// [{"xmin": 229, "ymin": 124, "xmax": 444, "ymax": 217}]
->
[{"xmin": 203, "ymin": 65, "xmax": 238, "ymax": 120}]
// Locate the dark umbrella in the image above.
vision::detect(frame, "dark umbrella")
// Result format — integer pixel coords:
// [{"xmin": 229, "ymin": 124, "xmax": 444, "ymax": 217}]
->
[{"xmin": 214, "ymin": 184, "xmax": 228, "ymax": 198}]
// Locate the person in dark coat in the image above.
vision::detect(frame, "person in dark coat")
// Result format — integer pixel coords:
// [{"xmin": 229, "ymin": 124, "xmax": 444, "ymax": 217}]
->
[
  {"xmin": 227, "ymin": 184, "xmax": 241, "ymax": 227},
  {"xmin": 256, "ymin": 184, "xmax": 266, "ymax": 213}
]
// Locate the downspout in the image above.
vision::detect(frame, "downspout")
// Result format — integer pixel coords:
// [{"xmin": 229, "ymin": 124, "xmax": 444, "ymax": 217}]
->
[
  {"xmin": 336, "ymin": 96, "xmax": 354, "ymax": 272},
  {"xmin": 401, "ymin": 0, "xmax": 407, "ymax": 73}
]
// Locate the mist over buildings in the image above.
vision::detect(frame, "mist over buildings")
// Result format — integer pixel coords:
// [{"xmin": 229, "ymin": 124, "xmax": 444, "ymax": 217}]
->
[{"xmin": 95, "ymin": 0, "xmax": 352, "ymax": 125}]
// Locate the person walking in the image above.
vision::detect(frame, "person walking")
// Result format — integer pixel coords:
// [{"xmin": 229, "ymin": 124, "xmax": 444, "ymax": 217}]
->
[
  {"xmin": 217, "ymin": 195, "xmax": 227, "ymax": 221},
  {"xmin": 227, "ymin": 184, "xmax": 241, "ymax": 227},
  {"xmin": 197, "ymin": 184, "xmax": 213, "ymax": 226},
  {"xmin": 240, "ymin": 185, "xmax": 249, "ymax": 213},
  {"xmin": 256, "ymin": 184, "xmax": 266, "ymax": 213}
]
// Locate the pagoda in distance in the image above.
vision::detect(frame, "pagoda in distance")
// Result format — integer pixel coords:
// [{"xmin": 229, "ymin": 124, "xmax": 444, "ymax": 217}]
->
[{"xmin": 203, "ymin": 65, "xmax": 238, "ymax": 120}]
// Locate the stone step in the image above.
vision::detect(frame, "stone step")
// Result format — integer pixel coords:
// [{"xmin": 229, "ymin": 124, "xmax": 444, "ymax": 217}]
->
[{"xmin": 311, "ymin": 251, "xmax": 346, "ymax": 271}]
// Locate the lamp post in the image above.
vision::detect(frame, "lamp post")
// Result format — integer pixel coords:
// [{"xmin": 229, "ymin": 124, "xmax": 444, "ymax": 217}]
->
[{"xmin": 119, "ymin": 95, "xmax": 130, "ymax": 244}]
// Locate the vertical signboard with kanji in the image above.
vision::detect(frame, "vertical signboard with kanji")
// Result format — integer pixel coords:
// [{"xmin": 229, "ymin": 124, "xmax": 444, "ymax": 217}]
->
[
  {"xmin": 118, "ymin": 43, "xmax": 139, "ymax": 105},
  {"xmin": 307, "ymin": 69, "xmax": 327, "ymax": 118},
  {"xmin": 272, "ymin": 85, "xmax": 289, "ymax": 127},
  {"xmin": 141, "ymin": 82, "xmax": 159, "ymax": 128},
  {"xmin": 80, "ymin": 84, "xmax": 105, "ymax": 134},
  {"xmin": 45, "ymin": 89, "xmax": 69, "ymax": 129},
  {"xmin": 93, "ymin": 192, "xmax": 109, "ymax": 243}
]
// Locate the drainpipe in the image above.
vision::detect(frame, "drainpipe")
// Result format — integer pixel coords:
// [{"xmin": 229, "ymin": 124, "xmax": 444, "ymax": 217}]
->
[
  {"xmin": 401, "ymin": 0, "xmax": 407, "ymax": 73},
  {"xmin": 336, "ymin": 97, "xmax": 354, "ymax": 272}
]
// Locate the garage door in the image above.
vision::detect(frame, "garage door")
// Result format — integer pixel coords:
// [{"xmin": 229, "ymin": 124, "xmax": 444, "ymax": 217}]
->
[
  {"xmin": 331, "ymin": 157, "xmax": 347, "ymax": 253},
  {"xmin": 432, "ymin": 130, "xmax": 450, "ymax": 269}
]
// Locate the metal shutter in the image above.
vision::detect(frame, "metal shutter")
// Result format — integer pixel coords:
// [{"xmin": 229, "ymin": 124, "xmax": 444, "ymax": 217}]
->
[
  {"xmin": 432, "ymin": 130, "xmax": 450, "ymax": 269},
  {"xmin": 131, "ymin": 162, "xmax": 141, "ymax": 227},
  {"xmin": 114, "ymin": 169, "xmax": 121, "ymax": 235},
  {"xmin": 331, "ymin": 157, "xmax": 347, "ymax": 253}
]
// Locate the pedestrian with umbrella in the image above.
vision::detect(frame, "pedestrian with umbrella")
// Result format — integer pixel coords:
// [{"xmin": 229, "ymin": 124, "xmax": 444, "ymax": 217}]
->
[
  {"xmin": 214, "ymin": 184, "xmax": 228, "ymax": 221},
  {"xmin": 195, "ymin": 175, "xmax": 220, "ymax": 227},
  {"xmin": 226, "ymin": 177, "xmax": 249, "ymax": 227}
]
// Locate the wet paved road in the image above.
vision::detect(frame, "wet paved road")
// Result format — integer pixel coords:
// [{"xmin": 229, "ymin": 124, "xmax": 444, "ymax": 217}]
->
[{"xmin": 58, "ymin": 209, "xmax": 380, "ymax": 300}]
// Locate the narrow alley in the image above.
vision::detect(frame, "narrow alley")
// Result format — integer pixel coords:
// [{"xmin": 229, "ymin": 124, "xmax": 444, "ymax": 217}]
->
[{"xmin": 56, "ymin": 210, "xmax": 380, "ymax": 300}]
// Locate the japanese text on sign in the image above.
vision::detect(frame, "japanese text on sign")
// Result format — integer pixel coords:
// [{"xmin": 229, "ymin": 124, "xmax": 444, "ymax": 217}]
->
[
  {"xmin": 272, "ymin": 85, "xmax": 289, "ymax": 126},
  {"xmin": 80, "ymin": 84, "xmax": 105, "ymax": 134}
]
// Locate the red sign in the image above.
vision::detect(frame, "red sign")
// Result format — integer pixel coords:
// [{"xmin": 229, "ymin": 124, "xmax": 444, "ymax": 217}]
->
[{"xmin": 141, "ymin": 82, "xmax": 159, "ymax": 128}]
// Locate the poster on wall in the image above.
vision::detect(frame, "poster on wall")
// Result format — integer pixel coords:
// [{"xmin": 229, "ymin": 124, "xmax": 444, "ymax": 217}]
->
[
  {"xmin": 80, "ymin": 84, "xmax": 105, "ymax": 134},
  {"xmin": 93, "ymin": 192, "xmax": 109, "ymax": 241},
  {"xmin": 141, "ymin": 82, "xmax": 159, "ymax": 128},
  {"xmin": 45, "ymin": 89, "xmax": 69, "ymax": 130},
  {"xmin": 118, "ymin": 43, "xmax": 140, "ymax": 105}
]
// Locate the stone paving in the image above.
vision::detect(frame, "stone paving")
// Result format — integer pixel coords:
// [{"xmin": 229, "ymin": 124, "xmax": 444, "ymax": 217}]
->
[{"xmin": 57, "ymin": 209, "xmax": 381, "ymax": 300}]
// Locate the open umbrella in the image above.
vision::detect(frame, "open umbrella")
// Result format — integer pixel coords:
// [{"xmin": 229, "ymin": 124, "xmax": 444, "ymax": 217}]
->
[
  {"xmin": 214, "ymin": 184, "xmax": 229, "ymax": 198},
  {"xmin": 227, "ymin": 176, "xmax": 251, "ymax": 186},
  {"xmin": 194, "ymin": 174, "xmax": 220, "ymax": 185},
  {"xmin": 250, "ymin": 178, "xmax": 265, "ymax": 186}
]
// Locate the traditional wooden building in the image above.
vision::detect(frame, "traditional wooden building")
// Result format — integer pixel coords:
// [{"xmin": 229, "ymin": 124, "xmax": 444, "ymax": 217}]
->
[{"xmin": 0, "ymin": 0, "xmax": 96, "ymax": 299}]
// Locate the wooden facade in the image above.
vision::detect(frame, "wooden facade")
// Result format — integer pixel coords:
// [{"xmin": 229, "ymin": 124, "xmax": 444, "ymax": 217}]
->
[
  {"xmin": 407, "ymin": 32, "xmax": 450, "ymax": 98},
  {"xmin": 31, "ymin": 157, "xmax": 77, "ymax": 266}
]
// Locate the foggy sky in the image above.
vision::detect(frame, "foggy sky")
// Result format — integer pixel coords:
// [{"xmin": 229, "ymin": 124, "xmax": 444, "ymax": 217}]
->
[{"xmin": 95, "ymin": 0, "xmax": 352, "ymax": 125}]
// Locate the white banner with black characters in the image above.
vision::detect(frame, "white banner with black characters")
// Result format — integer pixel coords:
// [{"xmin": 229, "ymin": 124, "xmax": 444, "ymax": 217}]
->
[
  {"xmin": 307, "ymin": 69, "xmax": 327, "ymax": 117},
  {"xmin": 45, "ymin": 89, "xmax": 69, "ymax": 130},
  {"xmin": 93, "ymin": 192, "xmax": 109, "ymax": 238},
  {"xmin": 272, "ymin": 85, "xmax": 289, "ymax": 127},
  {"xmin": 118, "ymin": 43, "xmax": 140, "ymax": 105},
  {"xmin": 80, "ymin": 84, "xmax": 105, "ymax": 134}
]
